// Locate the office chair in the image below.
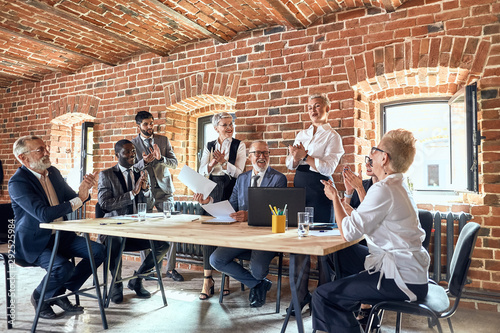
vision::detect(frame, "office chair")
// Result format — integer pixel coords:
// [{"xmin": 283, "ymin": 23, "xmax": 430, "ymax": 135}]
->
[{"xmin": 365, "ymin": 222, "xmax": 480, "ymax": 333}]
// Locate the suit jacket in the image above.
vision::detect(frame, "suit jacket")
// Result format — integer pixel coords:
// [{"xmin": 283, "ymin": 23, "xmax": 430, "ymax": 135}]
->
[
  {"xmin": 97, "ymin": 164, "xmax": 154, "ymax": 217},
  {"xmin": 229, "ymin": 167, "xmax": 287, "ymax": 211},
  {"xmin": 8, "ymin": 166, "xmax": 78, "ymax": 263},
  {"xmin": 132, "ymin": 134, "xmax": 178, "ymax": 196}
]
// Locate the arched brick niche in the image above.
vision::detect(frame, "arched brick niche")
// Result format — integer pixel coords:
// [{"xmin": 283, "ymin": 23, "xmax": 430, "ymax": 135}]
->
[{"xmin": 162, "ymin": 73, "xmax": 241, "ymax": 199}]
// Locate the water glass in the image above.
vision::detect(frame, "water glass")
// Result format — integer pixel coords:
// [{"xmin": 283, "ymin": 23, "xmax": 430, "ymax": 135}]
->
[
  {"xmin": 137, "ymin": 203, "xmax": 147, "ymax": 222},
  {"xmin": 163, "ymin": 201, "xmax": 172, "ymax": 219},
  {"xmin": 285, "ymin": 209, "xmax": 289, "ymax": 231},
  {"xmin": 297, "ymin": 212, "xmax": 309, "ymax": 237},
  {"xmin": 305, "ymin": 206, "xmax": 314, "ymax": 223}
]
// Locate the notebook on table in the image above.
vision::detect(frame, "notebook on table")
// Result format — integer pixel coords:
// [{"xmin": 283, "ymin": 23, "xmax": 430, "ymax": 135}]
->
[{"xmin": 247, "ymin": 187, "xmax": 306, "ymax": 227}]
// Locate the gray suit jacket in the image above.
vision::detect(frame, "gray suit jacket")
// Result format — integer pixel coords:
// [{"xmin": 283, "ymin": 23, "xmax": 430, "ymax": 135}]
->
[
  {"xmin": 132, "ymin": 134, "xmax": 178, "ymax": 196},
  {"xmin": 98, "ymin": 164, "xmax": 154, "ymax": 217}
]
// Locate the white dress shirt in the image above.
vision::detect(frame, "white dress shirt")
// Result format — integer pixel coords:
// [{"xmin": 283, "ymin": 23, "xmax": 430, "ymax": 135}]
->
[
  {"xmin": 285, "ymin": 123, "xmax": 344, "ymax": 176},
  {"xmin": 117, "ymin": 164, "xmax": 151, "ymax": 199},
  {"xmin": 199, "ymin": 137, "xmax": 246, "ymax": 178},
  {"xmin": 341, "ymin": 173, "xmax": 430, "ymax": 301}
]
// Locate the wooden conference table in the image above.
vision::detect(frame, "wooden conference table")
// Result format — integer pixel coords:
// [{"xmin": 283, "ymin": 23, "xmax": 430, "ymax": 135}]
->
[{"xmin": 39, "ymin": 214, "xmax": 359, "ymax": 333}]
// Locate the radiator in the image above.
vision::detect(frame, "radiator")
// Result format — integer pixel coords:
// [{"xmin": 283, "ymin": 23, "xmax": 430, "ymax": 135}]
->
[{"xmin": 430, "ymin": 211, "xmax": 473, "ymax": 283}]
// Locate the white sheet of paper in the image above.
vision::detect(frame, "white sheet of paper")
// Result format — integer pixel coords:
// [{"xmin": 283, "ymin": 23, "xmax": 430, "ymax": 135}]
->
[
  {"xmin": 310, "ymin": 229, "xmax": 341, "ymax": 237},
  {"xmin": 177, "ymin": 165, "xmax": 217, "ymax": 199},
  {"xmin": 202, "ymin": 200, "xmax": 236, "ymax": 221}
]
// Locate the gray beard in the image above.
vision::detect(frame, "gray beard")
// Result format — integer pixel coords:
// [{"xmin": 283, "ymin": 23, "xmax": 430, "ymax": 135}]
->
[
  {"xmin": 30, "ymin": 156, "xmax": 51, "ymax": 171},
  {"xmin": 252, "ymin": 161, "xmax": 268, "ymax": 173}
]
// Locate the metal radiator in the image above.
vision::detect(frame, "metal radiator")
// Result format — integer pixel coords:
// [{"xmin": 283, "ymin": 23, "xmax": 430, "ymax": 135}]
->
[{"xmin": 431, "ymin": 211, "xmax": 473, "ymax": 283}]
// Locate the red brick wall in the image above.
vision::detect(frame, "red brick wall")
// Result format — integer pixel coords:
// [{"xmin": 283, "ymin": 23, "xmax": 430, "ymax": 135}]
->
[{"xmin": 1, "ymin": 1, "xmax": 500, "ymax": 294}]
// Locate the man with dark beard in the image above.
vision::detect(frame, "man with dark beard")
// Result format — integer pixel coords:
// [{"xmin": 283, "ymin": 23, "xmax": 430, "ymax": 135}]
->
[
  {"xmin": 194, "ymin": 140, "xmax": 287, "ymax": 308},
  {"xmin": 8, "ymin": 135, "xmax": 105, "ymax": 319},
  {"xmin": 131, "ymin": 111, "xmax": 183, "ymax": 282}
]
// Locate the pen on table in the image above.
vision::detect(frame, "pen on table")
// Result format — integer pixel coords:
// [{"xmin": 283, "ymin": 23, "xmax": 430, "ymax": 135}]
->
[
  {"xmin": 283, "ymin": 204, "xmax": 287, "ymax": 215},
  {"xmin": 192, "ymin": 218, "xmax": 200, "ymax": 222},
  {"xmin": 273, "ymin": 206, "xmax": 279, "ymax": 215},
  {"xmin": 100, "ymin": 222, "xmax": 124, "ymax": 225},
  {"xmin": 269, "ymin": 205, "xmax": 275, "ymax": 215}
]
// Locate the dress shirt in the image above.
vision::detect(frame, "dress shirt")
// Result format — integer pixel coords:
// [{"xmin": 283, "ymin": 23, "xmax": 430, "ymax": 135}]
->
[
  {"xmin": 341, "ymin": 173, "xmax": 430, "ymax": 301},
  {"xmin": 27, "ymin": 168, "xmax": 82, "ymax": 213},
  {"xmin": 199, "ymin": 137, "xmax": 246, "ymax": 178},
  {"xmin": 285, "ymin": 123, "xmax": 344, "ymax": 176},
  {"xmin": 252, "ymin": 169, "xmax": 266, "ymax": 187},
  {"xmin": 118, "ymin": 164, "xmax": 136, "ymax": 200}
]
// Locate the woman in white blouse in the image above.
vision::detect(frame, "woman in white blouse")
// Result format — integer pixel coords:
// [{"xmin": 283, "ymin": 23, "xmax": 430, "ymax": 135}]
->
[
  {"xmin": 312, "ymin": 129, "xmax": 430, "ymax": 333},
  {"xmin": 285, "ymin": 94, "xmax": 344, "ymax": 314},
  {"xmin": 198, "ymin": 112, "xmax": 246, "ymax": 300}
]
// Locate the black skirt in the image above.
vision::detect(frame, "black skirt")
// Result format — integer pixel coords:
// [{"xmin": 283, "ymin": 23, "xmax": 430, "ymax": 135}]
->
[{"xmin": 294, "ymin": 165, "xmax": 333, "ymax": 223}]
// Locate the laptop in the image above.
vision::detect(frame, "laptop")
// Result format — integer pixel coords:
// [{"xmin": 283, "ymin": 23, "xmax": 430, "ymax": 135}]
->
[{"xmin": 248, "ymin": 187, "xmax": 306, "ymax": 227}]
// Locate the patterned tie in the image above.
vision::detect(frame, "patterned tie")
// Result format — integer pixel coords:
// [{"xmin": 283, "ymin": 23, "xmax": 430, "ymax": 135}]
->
[
  {"xmin": 125, "ymin": 169, "xmax": 135, "ymax": 214},
  {"xmin": 145, "ymin": 138, "xmax": 153, "ymax": 152},
  {"xmin": 251, "ymin": 174, "xmax": 260, "ymax": 187}
]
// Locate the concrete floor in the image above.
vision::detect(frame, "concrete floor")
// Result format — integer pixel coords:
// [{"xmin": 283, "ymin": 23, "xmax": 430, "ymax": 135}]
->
[{"xmin": 1, "ymin": 255, "xmax": 500, "ymax": 333}]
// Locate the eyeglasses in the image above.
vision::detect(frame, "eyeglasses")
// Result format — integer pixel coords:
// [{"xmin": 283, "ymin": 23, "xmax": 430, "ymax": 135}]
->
[
  {"xmin": 249, "ymin": 151, "xmax": 270, "ymax": 157},
  {"xmin": 371, "ymin": 146, "xmax": 389, "ymax": 157},
  {"xmin": 23, "ymin": 146, "xmax": 50, "ymax": 155},
  {"xmin": 218, "ymin": 123, "xmax": 234, "ymax": 128},
  {"xmin": 365, "ymin": 156, "xmax": 373, "ymax": 167}
]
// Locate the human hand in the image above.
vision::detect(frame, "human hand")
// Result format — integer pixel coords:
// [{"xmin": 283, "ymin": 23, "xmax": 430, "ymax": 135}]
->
[
  {"xmin": 343, "ymin": 168, "xmax": 363, "ymax": 191},
  {"xmin": 152, "ymin": 144, "xmax": 162, "ymax": 160},
  {"xmin": 142, "ymin": 149, "xmax": 155, "ymax": 164},
  {"xmin": 321, "ymin": 179, "xmax": 338, "ymax": 201},
  {"xmin": 133, "ymin": 172, "xmax": 146, "ymax": 195},
  {"xmin": 212, "ymin": 149, "xmax": 227, "ymax": 165},
  {"xmin": 193, "ymin": 193, "xmax": 210, "ymax": 204},
  {"xmin": 78, "ymin": 171, "xmax": 98, "ymax": 201},
  {"xmin": 289, "ymin": 143, "xmax": 307, "ymax": 162},
  {"xmin": 230, "ymin": 210, "xmax": 247, "ymax": 222}
]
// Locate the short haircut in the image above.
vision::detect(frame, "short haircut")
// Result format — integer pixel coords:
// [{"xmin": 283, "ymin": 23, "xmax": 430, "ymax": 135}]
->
[
  {"xmin": 380, "ymin": 129, "xmax": 416, "ymax": 173},
  {"xmin": 249, "ymin": 140, "xmax": 269, "ymax": 153},
  {"xmin": 211, "ymin": 112, "xmax": 233, "ymax": 128},
  {"xmin": 115, "ymin": 139, "xmax": 133, "ymax": 155},
  {"xmin": 13, "ymin": 135, "xmax": 41, "ymax": 163},
  {"xmin": 135, "ymin": 111, "xmax": 153, "ymax": 125},
  {"xmin": 308, "ymin": 94, "xmax": 330, "ymax": 108}
]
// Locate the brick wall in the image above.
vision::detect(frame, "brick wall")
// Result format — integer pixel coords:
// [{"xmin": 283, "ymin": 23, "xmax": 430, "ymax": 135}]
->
[{"xmin": 1, "ymin": 1, "xmax": 499, "ymax": 295}]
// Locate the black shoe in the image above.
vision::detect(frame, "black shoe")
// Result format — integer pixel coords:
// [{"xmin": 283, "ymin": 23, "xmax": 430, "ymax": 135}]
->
[
  {"xmin": 249, "ymin": 286, "xmax": 257, "ymax": 303},
  {"xmin": 357, "ymin": 307, "xmax": 380, "ymax": 332},
  {"xmin": 30, "ymin": 291, "xmax": 59, "ymax": 320},
  {"xmin": 110, "ymin": 282, "xmax": 124, "ymax": 304},
  {"xmin": 250, "ymin": 278, "xmax": 272, "ymax": 308},
  {"xmin": 51, "ymin": 296, "xmax": 84, "ymax": 313},
  {"xmin": 286, "ymin": 292, "xmax": 312, "ymax": 317},
  {"xmin": 128, "ymin": 276, "xmax": 151, "ymax": 298},
  {"xmin": 166, "ymin": 269, "xmax": 184, "ymax": 281}
]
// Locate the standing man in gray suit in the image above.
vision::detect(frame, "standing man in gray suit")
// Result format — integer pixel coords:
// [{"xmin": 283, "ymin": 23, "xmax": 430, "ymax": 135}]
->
[{"xmin": 131, "ymin": 111, "xmax": 183, "ymax": 282}]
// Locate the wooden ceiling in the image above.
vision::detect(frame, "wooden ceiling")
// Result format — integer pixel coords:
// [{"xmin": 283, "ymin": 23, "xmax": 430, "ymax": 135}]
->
[{"xmin": 0, "ymin": 0, "xmax": 405, "ymax": 88}]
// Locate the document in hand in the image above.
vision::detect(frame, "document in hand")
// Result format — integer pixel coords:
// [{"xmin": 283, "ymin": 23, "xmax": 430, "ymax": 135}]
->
[
  {"xmin": 178, "ymin": 165, "xmax": 217, "ymax": 200},
  {"xmin": 201, "ymin": 200, "xmax": 237, "ymax": 223}
]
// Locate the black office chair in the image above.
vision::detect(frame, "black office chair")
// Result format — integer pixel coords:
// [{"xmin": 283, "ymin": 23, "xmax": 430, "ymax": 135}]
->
[
  {"xmin": 418, "ymin": 209, "xmax": 434, "ymax": 251},
  {"xmin": 218, "ymin": 252, "xmax": 284, "ymax": 313},
  {"xmin": 365, "ymin": 222, "xmax": 481, "ymax": 333}
]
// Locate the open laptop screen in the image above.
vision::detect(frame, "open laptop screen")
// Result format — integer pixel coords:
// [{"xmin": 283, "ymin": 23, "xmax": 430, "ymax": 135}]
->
[{"xmin": 248, "ymin": 187, "xmax": 306, "ymax": 227}]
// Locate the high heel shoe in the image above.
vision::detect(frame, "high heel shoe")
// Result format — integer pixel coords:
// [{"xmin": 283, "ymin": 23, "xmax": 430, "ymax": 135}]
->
[
  {"xmin": 286, "ymin": 292, "xmax": 312, "ymax": 317},
  {"xmin": 223, "ymin": 275, "xmax": 230, "ymax": 296},
  {"xmin": 199, "ymin": 275, "xmax": 215, "ymax": 300}
]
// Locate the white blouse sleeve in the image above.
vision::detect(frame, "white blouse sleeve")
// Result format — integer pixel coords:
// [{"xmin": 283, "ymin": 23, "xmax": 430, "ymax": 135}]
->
[
  {"xmin": 314, "ymin": 130, "xmax": 344, "ymax": 176},
  {"xmin": 225, "ymin": 141, "xmax": 246, "ymax": 178},
  {"xmin": 198, "ymin": 145, "xmax": 211, "ymax": 176}
]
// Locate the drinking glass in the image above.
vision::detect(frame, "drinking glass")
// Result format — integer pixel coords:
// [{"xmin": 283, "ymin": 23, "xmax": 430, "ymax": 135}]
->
[
  {"xmin": 297, "ymin": 212, "xmax": 309, "ymax": 237},
  {"xmin": 305, "ymin": 206, "xmax": 314, "ymax": 224},
  {"xmin": 163, "ymin": 201, "xmax": 172, "ymax": 219},
  {"xmin": 285, "ymin": 209, "xmax": 289, "ymax": 231},
  {"xmin": 137, "ymin": 203, "xmax": 147, "ymax": 222}
]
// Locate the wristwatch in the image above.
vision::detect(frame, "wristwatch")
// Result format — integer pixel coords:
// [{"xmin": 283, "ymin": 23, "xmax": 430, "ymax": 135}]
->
[
  {"xmin": 222, "ymin": 161, "xmax": 228, "ymax": 168},
  {"xmin": 302, "ymin": 154, "xmax": 309, "ymax": 162}
]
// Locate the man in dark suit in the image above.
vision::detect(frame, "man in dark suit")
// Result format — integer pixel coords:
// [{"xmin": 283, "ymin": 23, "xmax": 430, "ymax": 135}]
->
[
  {"xmin": 8, "ymin": 135, "xmax": 106, "ymax": 319},
  {"xmin": 196, "ymin": 140, "xmax": 287, "ymax": 308},
  {"xmin": 98, "ymin": 139, "xmax": 169, "ymax": 304},
  {"xmin": 131, "ymin": 111, "xmax": 183, "ymax": 282}
]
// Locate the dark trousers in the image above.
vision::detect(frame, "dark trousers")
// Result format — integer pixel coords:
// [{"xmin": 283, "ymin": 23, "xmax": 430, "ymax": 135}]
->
[
  {"xmin": 33, "ymin": 232, "xmax": 106, "ymax": 300},
  {"xmin": 312, "ymin": 245, "xmax": 428, "ymax": 333},
  {"xmin": 107, "ymin": 236, "xmax": 169, "ymax": 280}
]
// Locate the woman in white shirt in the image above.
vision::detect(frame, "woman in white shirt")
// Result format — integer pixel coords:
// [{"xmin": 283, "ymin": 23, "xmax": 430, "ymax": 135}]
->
[
  {"xmin": 312, "ymin": 129, "xmax": 430, "ymax": 333},
  {"xmin": 285, "ymin": 94, "xmax": 344, "ymax": 314},
  {"xmin": 198, "ymin": 112, "xmax": 246, "ymax": 300}
]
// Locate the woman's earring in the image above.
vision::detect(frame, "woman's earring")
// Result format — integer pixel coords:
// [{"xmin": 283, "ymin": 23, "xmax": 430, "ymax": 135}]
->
[{"xmin": 383, "ymin": 165, "xmax": 387, "ymax": 175}]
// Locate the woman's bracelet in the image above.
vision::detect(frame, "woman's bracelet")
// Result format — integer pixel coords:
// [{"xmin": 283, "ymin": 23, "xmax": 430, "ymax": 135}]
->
[{"xmin": 344, "ymin": 192, "xmax": 353, "ymax": 198}]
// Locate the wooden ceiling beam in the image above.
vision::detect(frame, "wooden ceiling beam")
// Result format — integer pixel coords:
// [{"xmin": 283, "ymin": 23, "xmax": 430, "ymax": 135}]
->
[
  {"xmin": 263, "ymin": 0, "xmax": 306, "ymax": 29},
  {"xmin": 0, "ymin": 52, "xmax": 72, "ymax": 74},
  {"xmin": 24, "ymin": 0, "xmax": 168, "ymax": 56},
  {"xmin": 146, "ymin": 0, "xmax": 228, "ymax": 44},
  {"xmin": 0, "ymin": 27, "xmax": 116, "ymax": 67}
]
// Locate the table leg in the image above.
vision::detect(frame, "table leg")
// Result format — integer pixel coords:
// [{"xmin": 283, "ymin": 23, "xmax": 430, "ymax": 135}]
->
[
  {"xmin": 149, "ymin": 240, "xmax": 167, "ymax": 306},
  {"xmin": 105, "ymin": 238, "xmax": 126, "ymax": 308},
  {"xmin": 281, "ymin": 253, "xmax": 309, "ymax": 333},
  {"xmin": 1, "ymin": 253, "xmax": 13, "ymax": 329},
  {"xmin": 83, "ymin": 233, "xmax": 108, "ymax": 329},
  {"xmin": 31, "ymin": 230, "xmax": 61, "ymax": 333}
]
